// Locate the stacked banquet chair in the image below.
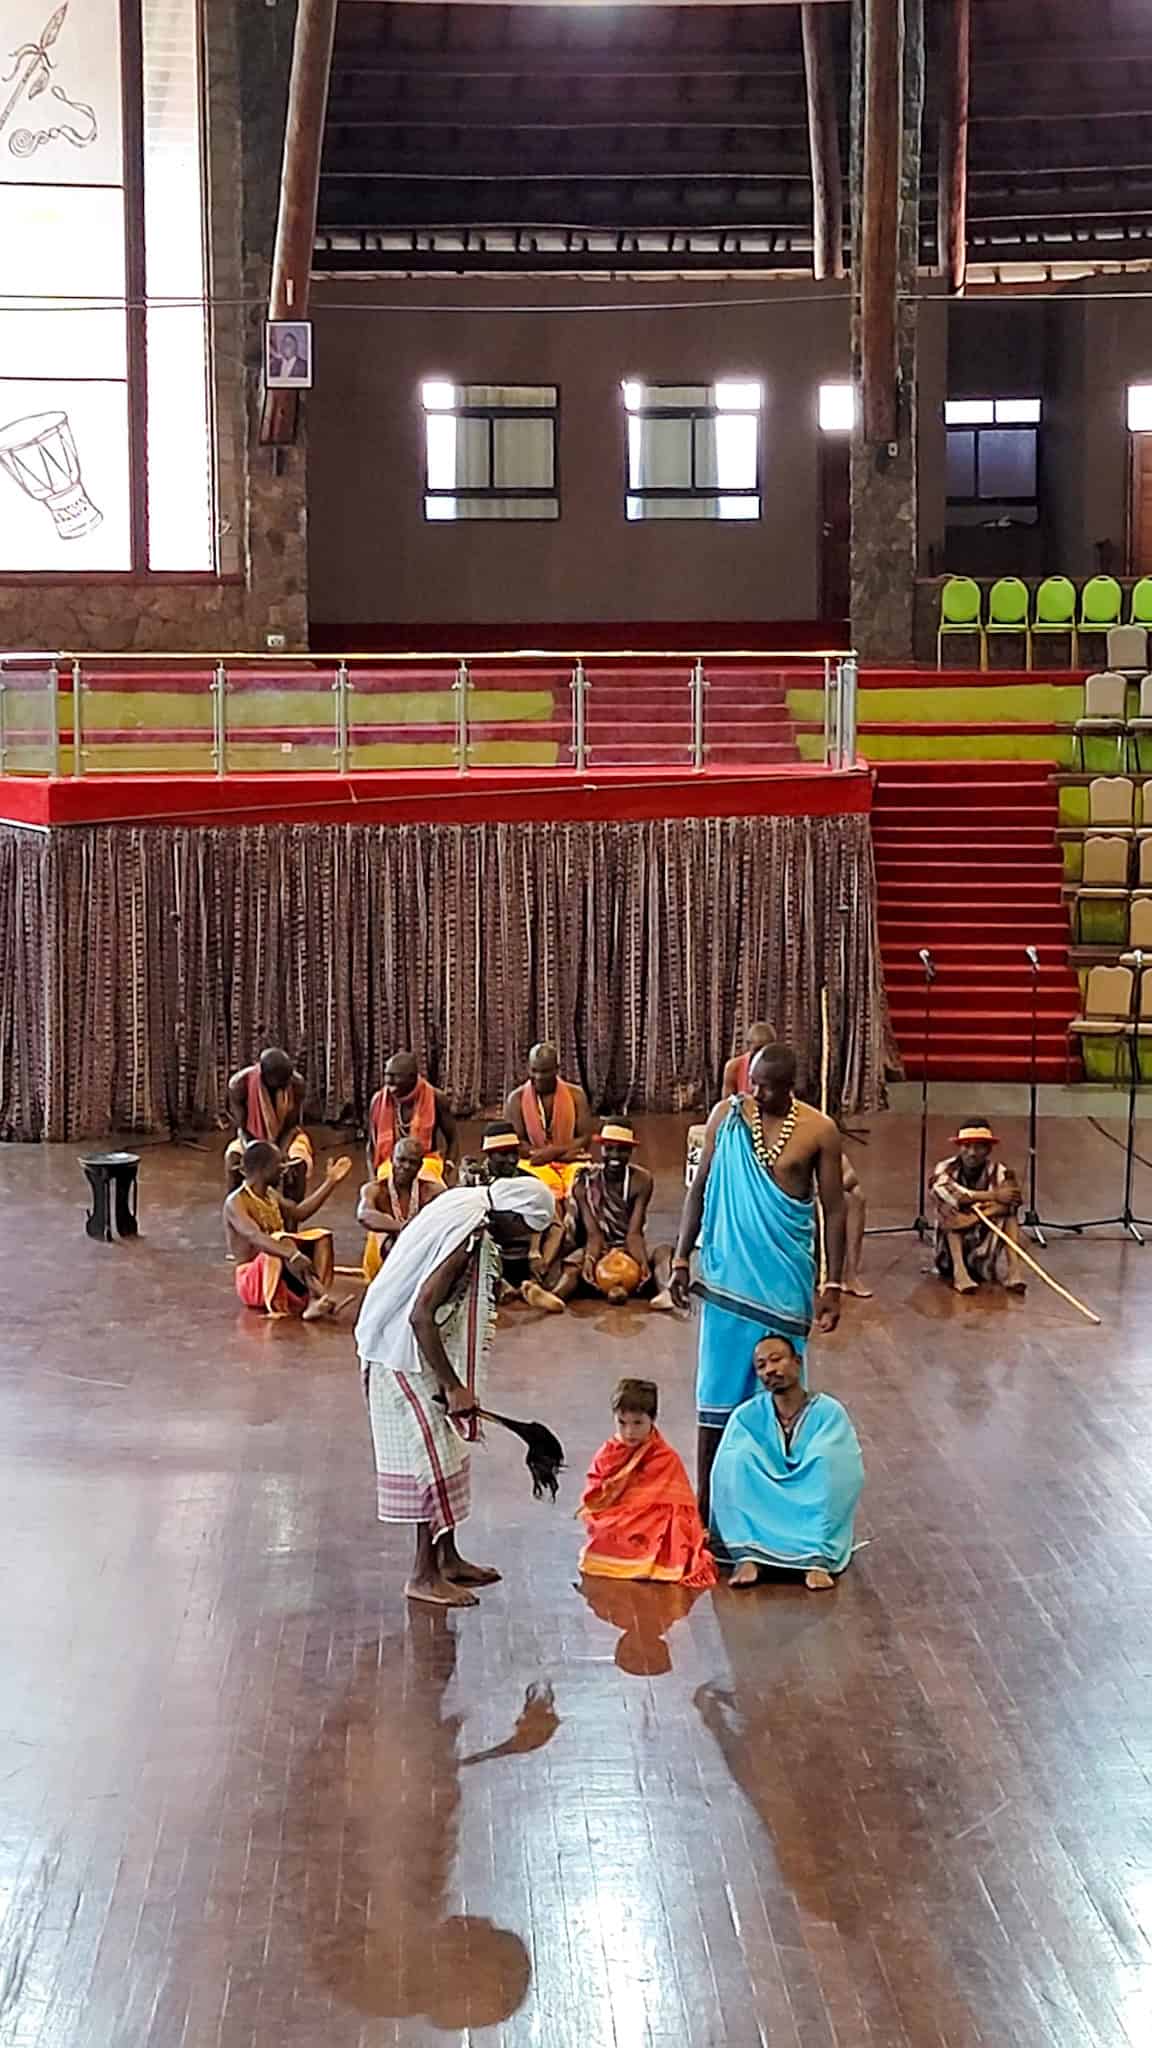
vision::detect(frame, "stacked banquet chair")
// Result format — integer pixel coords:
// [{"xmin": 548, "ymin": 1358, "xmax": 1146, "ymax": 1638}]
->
[{"xmin": 935, "ymin": 576, "xmax": 1152, "ymax": 669}]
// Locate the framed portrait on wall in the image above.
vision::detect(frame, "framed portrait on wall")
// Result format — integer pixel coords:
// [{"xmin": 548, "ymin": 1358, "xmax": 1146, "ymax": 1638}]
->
[{"xmin": 265, "ymin": 320, "xmax": 313, "ymax": 390}]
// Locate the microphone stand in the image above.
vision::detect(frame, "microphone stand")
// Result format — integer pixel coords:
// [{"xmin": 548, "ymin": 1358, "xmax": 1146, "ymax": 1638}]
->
[
  {"xmin": 1041, "ymin": 946, "xmax": 1146, "ymax": 1241},
  {"xmin": 867, "ymin": 946, "xmax": 933, "ymax": 1240},
  {"xmin": 1022, "ymin": 944, "xmax": 1045, "ymax": 1245}
]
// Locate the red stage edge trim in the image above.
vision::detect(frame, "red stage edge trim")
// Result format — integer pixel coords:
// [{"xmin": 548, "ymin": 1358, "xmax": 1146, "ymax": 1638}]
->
[{"xmin": 0, "ymin": 765, "xmax": 871, "ymax": 831}]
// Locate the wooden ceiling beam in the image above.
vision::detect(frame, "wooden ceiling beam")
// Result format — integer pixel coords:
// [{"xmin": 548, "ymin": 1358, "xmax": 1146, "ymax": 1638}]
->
[
  {"xmin": 859, "ymin": 0, "xmax": 901, "ymax": 444},
  {"xmin": 937, "ymin": 0, "xmax": 969, "ymax": 293},
  {"xmin": 262, "ymin": 0, "xmax": 340, "ymax": 447},
  {"xmin": 801, "ymin": 0, "xmax": 845, "ymax": 277}
]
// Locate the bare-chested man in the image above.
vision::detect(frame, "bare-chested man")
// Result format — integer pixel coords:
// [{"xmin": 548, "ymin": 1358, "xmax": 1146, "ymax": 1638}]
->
[
  {"xmin": 722, "ymin": 1019, "xmax": 871, "ymax": 1300},
  {"xmin": 671, "ymin": 1042, "xmax": 846, "ymax": 1519},
  {"xmin": 225, "ymin": 1139, "xmax": 352, "ymax": 1321},
  {"xmin": 564, "ymin": 1122, "xmax": 676, "ymax": 1310},
  {"xmin": 366, "ymin": 1051, "xmax": 458, "ymax": 1184},
  {"xmin": 504, "ymin": 1042, "xmax": 594, "ymax": 1201},
  {"xmin": 225, "ymin": 1047, "xmax": 311, "ymax": 1203},
  {"xmin": 358, "ymin": 1134, "xmax": 444, "ymax": 1283}
]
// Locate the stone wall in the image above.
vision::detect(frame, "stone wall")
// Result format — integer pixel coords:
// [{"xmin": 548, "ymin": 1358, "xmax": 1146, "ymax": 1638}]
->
[{"xmin": 0, "ymin": 0, "xmax": 308, "ymax": 656}]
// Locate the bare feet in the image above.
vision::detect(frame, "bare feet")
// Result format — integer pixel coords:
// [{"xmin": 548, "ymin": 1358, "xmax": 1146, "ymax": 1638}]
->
[
  {"xmin": 302, "ymin": 1291, "xmax": 356, "ymax": 1322},
  {"xmin": 805, "ymin": 1567, "xmax": 835, "ymax": 1591},
  {"xmin": 843, "ymin": 1281, "xmax": 874, "ymax": 1300},
  {"xmin": 442, "ymin": 1559, "xmax": 502, "ymax": 1587},
  {"xmin": 649, "ymin": 1288, "xmax": 674, "ymax": 1313},
  {"xmin": 729, "ymin": 1561, "xmax": 760, "ymax": 1589},
  {"xmin": 405, "ymin": 1576, "xmax": 480, "ymax": 1608},
  {"xmin": 1006, "ymin": 1280, "xmax": 1027, "ymax": 1296},
  {"xmin": 952, "ymin": 1276, "xmax": 978, "ymax": 1296},
  {"xmin": 523, "ymin": 1280, "xmax": 566, "ymax": 1313}
]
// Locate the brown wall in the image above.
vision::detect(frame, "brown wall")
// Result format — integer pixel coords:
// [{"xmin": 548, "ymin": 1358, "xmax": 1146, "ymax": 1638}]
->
[{"xmin": 307, "ymin": 279, "xmax": 854, "ymax": 631}]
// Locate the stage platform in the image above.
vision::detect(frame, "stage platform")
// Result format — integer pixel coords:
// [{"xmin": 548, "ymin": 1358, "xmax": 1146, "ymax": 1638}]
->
[
  {"xmin": 3, "ymin": 1110, "xmax": 1148, "ymax": 2048},
  {"xmin": 0, "ymin": 761, "xmax": 872, "ymax": 831}
]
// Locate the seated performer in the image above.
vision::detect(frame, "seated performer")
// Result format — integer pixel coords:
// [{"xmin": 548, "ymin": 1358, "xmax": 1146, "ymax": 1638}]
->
[
  {"xmin": 224, "ymin": 1140, "xmax": 352, "ymax": 1321},
  {"xmin": 225, "ymin": 1047, "xmax": 311, "ymax": 1203},
  {"xmin": 356, "ymin": 1175, "xmax": 556, "ymax": 1607},
  {"xmin": 721, "ymin": 1019, "xmax": 871, "ymax": 1299},
  {"xmin": 504, "ymin": 1042, "xmax": 593, "ymax": 1200},
  {"xmin": 710, "ymin": 1334, "xmax": 864, "ymax": 1591},
  {"xmin": 671, "ymin": 1041, "xmax": 845, "ymax": 1522},
  {"xmin": 930, "ymin": 1121, "xmax": 1025, "ymax": 1296},
  {"xmin": 358, "ymin": 1135, "xmax": 444, "ymax": 1283},
  {"xmin": 366, "ymin": 1051, "xmax": 458, "ymax": 1185},
  {"xmin": 565, "ymin": 1122, "xmax": 676, "ymax": 1311},
  {"xmin": 479, "ymin": 1121, "xmax": 569, "ymax": 1312},
  {"xmin": 579, "ymin": 1379, "xmax": 716, "ymax": 1587}
]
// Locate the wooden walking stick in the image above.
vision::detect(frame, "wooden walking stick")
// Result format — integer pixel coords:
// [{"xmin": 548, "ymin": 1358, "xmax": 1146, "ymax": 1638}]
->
[
  {"xmin": 817, "ymin": 984, "xmax": 831, "ymax": 1289},
  {"xmin": 972, "ymin": 1207, "xmax": 1102, "ymax": 1326}
]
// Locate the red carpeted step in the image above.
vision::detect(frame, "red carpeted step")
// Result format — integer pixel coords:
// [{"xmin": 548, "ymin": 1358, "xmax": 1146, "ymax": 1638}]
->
[{"xmin": 873, "ymin": 759, "xmax": 1081, "ymax": 1083}]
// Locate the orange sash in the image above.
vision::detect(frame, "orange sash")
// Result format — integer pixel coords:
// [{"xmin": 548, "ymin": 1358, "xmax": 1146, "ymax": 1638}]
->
[
  {"xmin": 369, "ymin": 1076, "xmax": 439, "ymax": 1170},
  {"xmin": 579, "ymin": 1430, "xmax": 717, "ymax": 1587},
  {"xmin": 734, "ymin": 1053, "xmax": 752, "ymax": 1095},
  {"xmin": 519, "ymin": 1077, "xmax": 577, "ymax": 1151},
  {"xmin": 245, "ymin": 1065, "xmax": 294, "ymax": 1143}
]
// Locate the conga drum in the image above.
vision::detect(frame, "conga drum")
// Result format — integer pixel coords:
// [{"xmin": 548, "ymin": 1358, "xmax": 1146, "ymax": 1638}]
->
[{"xmin": 685, "ymin": 1124, "xmax": 707, "ymax": 1188}]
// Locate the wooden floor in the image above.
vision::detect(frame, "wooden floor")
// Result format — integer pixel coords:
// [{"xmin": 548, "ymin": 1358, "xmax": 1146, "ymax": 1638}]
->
[{"xmin": 5, "ymin": 1110, "xmax": 1152, "ymax": 2048}]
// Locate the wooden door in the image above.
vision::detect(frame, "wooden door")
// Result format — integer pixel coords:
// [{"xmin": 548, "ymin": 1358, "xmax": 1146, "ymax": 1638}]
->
[{"xmin": 819, "ymin": 435, "xmax": 851, "ymax": 623}]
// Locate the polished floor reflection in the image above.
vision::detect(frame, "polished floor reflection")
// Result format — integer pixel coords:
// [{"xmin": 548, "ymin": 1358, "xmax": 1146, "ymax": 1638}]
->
[{"xmin": 4, "ymin": 1111, "xmax": 1152, "ymax": 2046}]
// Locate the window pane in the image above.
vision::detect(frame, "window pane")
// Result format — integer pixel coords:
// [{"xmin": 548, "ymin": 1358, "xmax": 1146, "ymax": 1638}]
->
[
  {"xmin": 0, "ymin": 0, "xmax": 124, "ymax": 186},
  {"xmin": 994, "ymin": 397, "xmax": 1041, "ymax": 424},
  {"xmin": 0, "ymin": 381, "xmax": 132, "ymax": 568},
  {"xmin": 143, "ymin": 0, "xmax": 215, "ymax": 569},
  {"xmin": 425, "ymin": 414, "xmax": 458, "ymax": 489},
  {"xmin": 696, "ymin": 412, "xmax": 758, "ymax": 490},
  {"xmin": 819, "ymin": 383, "xmax": 855, "ymax": 432},
  {"xmin": 945, "ymin": 428, "xmax": 976, "ymax": 498},
  {"xmin": 0, "ymin": 188, "xmax": 128, "ymax": 380},
  {"xmin": 630, "ymin": 416, "xmax": 692, "ymax": 490},
  {"xmin": 454, "ymin": 417, "xmax": 490, "ymax": 489},
  {"xmin": 492, "ymin": 416, "xmax": 554, "ymax": 490},
  {"xmin": 978, "ymin": 428, "xmax": 1036, "ymax": 500},
  {"xmin": 944, "ymin": 399, "xmax": 994, "ymax": 425},
  {"xmin": 1129, "ymin": 386, "xmax": 1152, "ymax": 431},
  {"xmin": 714, "ymin": 381, "xmax": 762, "ymax": 412},
  {"xmin": 642, "ymin": 386, "xmax": 711, "ymax": 410},
  {"xmin": 627, "ymin": 494, "xmax": 759, "ymax": 521},
  {"xmin": 462, "ymin": 385, "xmax": 555, "ymax": 409},
  {"xmin": 426, "ymin": 495, "xmax": 558, "ymax": 521}
]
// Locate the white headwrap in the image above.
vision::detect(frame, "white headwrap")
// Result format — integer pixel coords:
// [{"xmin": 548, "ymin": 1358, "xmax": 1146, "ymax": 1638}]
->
[{"xmin": 355, "ymin": 1176, "xmax": 555, "ymax": 1371}]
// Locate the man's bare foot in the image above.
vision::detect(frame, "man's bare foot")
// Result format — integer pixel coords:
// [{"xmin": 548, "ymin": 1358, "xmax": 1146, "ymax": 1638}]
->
[
  {"xmin": 1006, "ymin": 1280, "xmax": 1027, "ymax": 1296},
  {"xmin": 952, "ymin": 1276, "xmax": 978, "ymax": 1296},
  {"xmin": 649, "ymin": 1288, "xmax": 674, "ymax": 1312},
  {"xmin": 302, "ymin": 1291, "xmax": 355, "ymax": 1323},
  {"xmin": 805, "ymin": 1567, "xmax": 835, "ymax": 1591},
  {"xmin": 843, "ymin": 1281, "xmax": 874, "ymax": 1300},
  {"xmin": 442, "ymin": 1559, "xmax": 502, "ymax": 1586},
  {"xmin": 405, "ymin": 1576, "xmax": 480, "ymax": 1608},
  {"xmin": 523, "ymin": 1280, "xmax": 566, "ymax": 1313},
  {"xmin": 729, "ymin": 1561, "xmax": 760, "ymax": 1589}
]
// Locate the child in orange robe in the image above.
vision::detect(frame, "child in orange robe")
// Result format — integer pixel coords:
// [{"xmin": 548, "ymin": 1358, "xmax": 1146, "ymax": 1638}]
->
[{"xmin": 579, "ymin": 1379, "xmax": 717, "ymax": 1588}]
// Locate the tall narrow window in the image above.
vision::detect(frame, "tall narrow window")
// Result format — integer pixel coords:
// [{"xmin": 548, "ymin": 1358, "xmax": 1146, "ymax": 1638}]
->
[
  {"xmin": 422, "ymin": 382, "xmax": 558, "ymax": 520},
  {"xmin": 623, "ymin": 381, "xmax": 761, "ymax": 521},
  {"xmin": 0, "ymin": 0, "xmax": 214, "ymax": 573}
]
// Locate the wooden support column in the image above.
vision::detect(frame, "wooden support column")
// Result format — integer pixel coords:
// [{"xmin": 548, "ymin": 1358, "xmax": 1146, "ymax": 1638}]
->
[
  {"xmin": 937, "ymin": 0, "xmax": 970, "ymax": 294},
  {"xmin": 849, "ymin": 0, "xmax": 925, "ymax": 664},
  {"xmin": 260, "ymin": 0, "xmax": 340, "ymax": 447},
  {"xmin": 801, "ymin": 3, "xmax": 845, "ymax": 281}
]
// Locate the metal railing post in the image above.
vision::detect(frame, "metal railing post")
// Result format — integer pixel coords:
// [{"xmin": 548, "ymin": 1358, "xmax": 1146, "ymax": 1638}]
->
[
  {"xmin": 48, "ymin": 662, "xmax": 60, "ymax": 776},
  {"xmin": 822, "ymin": 655, "xmax": 836, "ymax": 767},
  {"xmin": 71, "ymin": 658, "xmax": 84, "ymax": 776},
  {"xmin": 211, "ymin": 661, "xmax": 228, "ymax": 777},
  {"xmin": 690, "ymin": 658, "xmax": 707, "ymax": 771},
  {"xmin": 334, "ymin": 660, "xmax": 350, "ymax": 773},
  {"xmin": 834, "ymin": 656, "xmax": 858, "ymax": 768},
  {"xmin": 0, "ymin": 679, "xmax": 6, "ymax": 778},
  {"xmin": 570, "ymin": 659, "xmax": 588, "ymax": 771},
  {"xmin": 454, "ymin": 659, "xmax": 470, "ymax": 772}
]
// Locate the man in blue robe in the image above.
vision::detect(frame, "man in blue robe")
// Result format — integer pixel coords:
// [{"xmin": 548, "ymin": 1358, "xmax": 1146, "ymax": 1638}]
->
[
  {"xmin": 671, "ymin": 1041, "xmax": 847, "ymax": 1518},
  {"xmin": 710, "ymin": 1334, "xmax": 864, "ymax": 1589}
]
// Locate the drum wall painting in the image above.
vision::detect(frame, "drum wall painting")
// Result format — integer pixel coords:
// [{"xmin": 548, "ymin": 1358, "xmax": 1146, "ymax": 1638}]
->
[{"xmin": 0, "ymin": 409, "xmax": 101, "ymax": 538}]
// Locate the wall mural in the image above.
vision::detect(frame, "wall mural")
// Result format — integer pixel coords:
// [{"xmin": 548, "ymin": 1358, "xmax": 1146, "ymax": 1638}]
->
[{"xmin": 0, "ymin": 4, "xmax": 98, "ymax": 160}]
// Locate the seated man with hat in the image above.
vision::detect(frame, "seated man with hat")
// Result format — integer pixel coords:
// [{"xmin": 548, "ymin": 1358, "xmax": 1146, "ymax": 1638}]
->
[
  {"xmin": 478, "ymin": 1120, "xmax": 570, "ymax": 1313},
  {"xmin": 567, "ymin": 1122, "xmax": 677, "ymax": 1311},
  {"xmin": 930, "ymin": 1120, "xmax": 1025, "ymax": 1296}
]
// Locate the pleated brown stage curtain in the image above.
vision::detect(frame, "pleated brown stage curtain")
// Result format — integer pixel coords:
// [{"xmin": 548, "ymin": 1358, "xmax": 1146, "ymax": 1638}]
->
[{"xmin": 0, "ymin": 817, "xmax": 894, "ymax": 1142}]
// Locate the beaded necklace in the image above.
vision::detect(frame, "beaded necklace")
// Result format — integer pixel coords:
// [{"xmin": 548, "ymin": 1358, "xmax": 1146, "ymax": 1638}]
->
[{"xmin": 748, "ymin": 1094, "xmax": 800, "ymax": 1177}]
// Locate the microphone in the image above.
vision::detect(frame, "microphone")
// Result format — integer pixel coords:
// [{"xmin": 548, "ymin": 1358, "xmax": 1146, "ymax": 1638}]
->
[
  {"xmin": 1025, "ymin": 945, "xmax": 1040, "ymax": 970},
  {"xmin": 918, "ymin": 946, "xmax": 937, "ymax": 984}
]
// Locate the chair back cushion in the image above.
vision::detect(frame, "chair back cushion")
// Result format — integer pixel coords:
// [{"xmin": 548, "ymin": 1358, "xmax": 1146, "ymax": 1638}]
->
[
  {"xmin": 940, "ymin": 576, "xmax": 982, "ymax": 627},
  {"xmin": 1081, "ymin": 575, "xmax": 1123, "ymax": 627},
  {"xmin": 1083, "ymin": 672, "xmax": 1128, "ymax": 719},
  {"xmin": 988, "ymin": 576, "xmax": 1029, "ymax": 627},
  {"xmin": 1089, "ymin": 776, "xmax": 1135, "ymax": 826},
  {"xmin": 1083, "ymin": 835, "xmax": 1130, "ymax": 886},
  {"xmin": 1034, "ymin": 576, "xmax": 1076, "ymax": 625},
  {"xmin": 1130, "ymin": 897, "xmax": 1152, "ymax": 949},
  {"xmin": 1085, "ymin": 964, "xmax": 1134, "ymax": 1018}
]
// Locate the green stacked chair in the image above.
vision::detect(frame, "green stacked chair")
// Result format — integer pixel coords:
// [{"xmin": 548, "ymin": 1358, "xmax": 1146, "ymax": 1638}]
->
[
  {"xmin": 936, "ymin": 576, "xmax": 984, "ymax": 667},
  {"xmin": 1130, "ymin": 576, "xmax": 1152, "ymax": 629},
  {"xmin": 1078, "ymin": 575, "xmax": 1124, "ymax": 658},
  {"xmin": 1031, "ymin": 575, "xmax": 1077, "ymax": 664},
  {"xmin": 985, "ymin": 576, "xmax": 1030, "ymax": 664}
]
